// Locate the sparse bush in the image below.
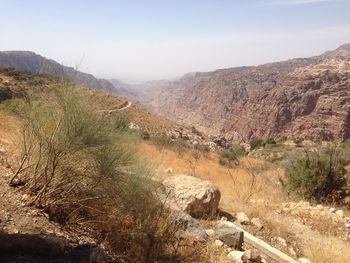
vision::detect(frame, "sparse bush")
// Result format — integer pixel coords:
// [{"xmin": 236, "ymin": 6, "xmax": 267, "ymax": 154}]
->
[
  {"xmin": 278, "ymin": 136, "xmax": 288, "ymax": 142},
  {"xmin": 9, "ymin": 84, "xmax": 198, "ymax": 262},
  {"xmin": 250, "ymin": 138, "xmax": 264, "ymax": 150},
  {"xmin": 0, "ymin": 98, "xmax": 27, "ymax": 116},
  {"xmin": 285, "ymin": 147, "xmax": 347, "ymax": 202},
  {"xmin": 194, "ymin": 143, "xmax": 210, "ymax": 158},
  {"xmin": 151, "ymin": 136, "xmax": 189, "ymax": 156},
  {"xmin": 140, "ymin": 130, "xmax": 150, "ymax": 140},
  {"xmin": 152, "ymin": 135, "xmax": 173, "ymax": 149},
  {"xmin": 219, "ymin": 144, "xmax": 246, "ymax": 167},
  {"xmin": 265, "ymin": 137, "xmax": 276, "ymax": 145},
  {"xmin": 293, "ymin": 137, "xmax": 304, "ymax": 146}
]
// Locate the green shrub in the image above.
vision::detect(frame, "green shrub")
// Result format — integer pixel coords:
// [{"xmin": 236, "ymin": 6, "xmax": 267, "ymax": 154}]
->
[
  {"xmin": 265, "ymin": 137, "xmax": 276, "ymax": 145},
  {"xmin": 151, "ymin": 136, "xmax": 189, "ymax": 156},
  {"xmin": 278, "ymin": 136, "xmax": 288, "ymax": 142},
  {"xmin": 0, "ymin": 98, "xmax": 27, "ymax": 115},
  {"xmin": 219, "ymin": 144, "xmax": 246, "ymax": 167},
  {"xmin": 250, "ymin": 138, "xmax": 264, "ymax": 150},
  {"xmin": 152, "ymin": 135, "xmax": 173, "ymax": 149},
  {"xmin": 285, "ymin": 148, "xmax": 347, "ymax": 202}
]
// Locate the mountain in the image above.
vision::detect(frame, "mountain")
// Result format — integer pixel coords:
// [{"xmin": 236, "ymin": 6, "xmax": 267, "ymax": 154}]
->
[
  {"xmin": 0, "ymin": 51, "xmax": 124, "ymax": 93},
  {"xmin": 137, "ymin": 43, "xmax": 350, "ymax": 142}
]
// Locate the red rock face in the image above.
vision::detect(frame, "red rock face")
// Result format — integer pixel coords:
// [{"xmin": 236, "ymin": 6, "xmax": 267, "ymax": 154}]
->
[
  {"xmin": 222, "ymin": 60, "xmax": 350, "ymax": 141},
  {"xmin": 148, "ymin": 43, "xmax": 350, "ymax": 142}
]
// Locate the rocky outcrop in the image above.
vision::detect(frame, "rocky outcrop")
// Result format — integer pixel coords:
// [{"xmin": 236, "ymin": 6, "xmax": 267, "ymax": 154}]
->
[{"xmin": 162, "ymin": 175, "xmax": 221, "ymax": 218}]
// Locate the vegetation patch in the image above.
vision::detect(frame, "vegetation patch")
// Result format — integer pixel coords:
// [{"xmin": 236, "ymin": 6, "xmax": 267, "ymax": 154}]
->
[
  {"xmin": 285, "ymin": 147, "xmax": 347, "ymax": 202},
  {"xmin": 219, "ymin": 144, "xmax": 246, "ymax": 167}
]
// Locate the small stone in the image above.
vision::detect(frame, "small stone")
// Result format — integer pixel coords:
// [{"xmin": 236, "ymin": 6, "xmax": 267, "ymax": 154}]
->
[
  {"xmin": 289, "ymin": 247, "xmax": 297, "ymax": 257},
  {"xmin": 236, "ymin": 212, "xmax": 250, "ymax": 225},
  {"xmin": 13, "ymin": 229, "xmax": 19, "ymax": 234},
  {"xmin": 205, "ymin": 229, "xmax": 215, "ymax": 237},
  {"xmin": 164, "ymin": 167, "xmax": 173, "ymax": 174},
  {"xmin": 227, "ymin": 250, "xmax": 244, "ymax": 262},
  {"xmin": 329, "ymin": 207, "xmax": 336, "ymax": 213},
  {"xmin": 242, "ymin": 249, "xmax": 261, "ymax": 262},
  {"xmin": 275, "ymin": 237, "xmax": 288, "ymax": 247},
  {"xmin": 298, "ymin": 258, "xmax": 311, "ymax": 263},
  {"xmin": 316, "ymin": 204, "xmax": 323, "ymax": 209},
  {"xmin": 335, "ymin": 210, "xmax": 344, "ymax": 217},
  {"xmin": 251, "ymin": 218, "xmax": 263, "ymax": 229},
  {"xmin": 214, "ymin": 239, "xmax": 224, "ymax": 247}
]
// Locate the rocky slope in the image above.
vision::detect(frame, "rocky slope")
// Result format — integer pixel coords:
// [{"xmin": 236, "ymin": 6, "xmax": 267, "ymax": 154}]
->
[
  {"xmin": 0, "ymin": 51, "xmax": 128, "ymax": 94},
  {"xmin": 143, "ymin": 43, "xmax": 350, "ymax": 141}
]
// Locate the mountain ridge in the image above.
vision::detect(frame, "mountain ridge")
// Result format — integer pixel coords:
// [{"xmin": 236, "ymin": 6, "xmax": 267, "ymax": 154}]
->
[{"xmin": 0, "ymin": 50, "xmax": 125, "ymax": 94}]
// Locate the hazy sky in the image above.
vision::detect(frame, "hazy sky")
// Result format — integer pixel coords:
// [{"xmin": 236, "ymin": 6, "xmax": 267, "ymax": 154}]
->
[{"xmin": 1, "ymin": 0, "xmax": 350, "ymax": 83}]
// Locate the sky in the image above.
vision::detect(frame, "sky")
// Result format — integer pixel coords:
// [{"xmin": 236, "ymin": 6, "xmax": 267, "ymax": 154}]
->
[{"xmin": 1, "ymin": 0, "xmax": 350, "ymax": 83}]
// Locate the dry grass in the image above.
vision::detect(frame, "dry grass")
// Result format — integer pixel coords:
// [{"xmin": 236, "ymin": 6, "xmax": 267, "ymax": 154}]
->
[
  {"xmin": 305, "ymin": 237, "xmax": 350, "ymax": 263},
  {"xmin": 137, "ymin": 141, "xmax": 285, "ymax": 213}
]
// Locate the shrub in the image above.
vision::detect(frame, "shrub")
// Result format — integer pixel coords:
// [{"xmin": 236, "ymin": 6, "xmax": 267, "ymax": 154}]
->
[
  {"xmin": 285, "ymin": 148, "xmax": 347, "ymax": 202},
  {"xmin": 265, "ymin": 137, "xmax": 276, "ymax": 145},
  {"xmin": 250, "ymin": 138, "xmax": 264, "ymax": 150},
  {"xmin": 151, "ymin": 136, "xmax": 189, "ymax": 156},
  {"xmin": 293, "ymin": 137, "xmax": 304, "ymax": 146},
  {"xmin": 278, "ymin": 136, "xmax": 288, "ymax": 142},
  {"xmin": 0, "ymin": 85, "xmax": 13, "ymax": 102},
  {"xmin": 219, "ymin": 144, "xmax": 246, "ymax": 167},
  {"xmin": 9, "ymin": 85, "xmax": 200, "ymax": 261}
]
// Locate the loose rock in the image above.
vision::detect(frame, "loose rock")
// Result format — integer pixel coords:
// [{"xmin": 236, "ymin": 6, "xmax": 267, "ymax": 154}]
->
[
  {"xmin": 237, "ymin": 212, "xmax": 250, "ymax": 225},
  {"xmin": 251, "ymin": 218, "xmax": 263, "ymax": 229},
  {"xmin": 227, "ymin": 250, "xmax": 244, "ymax": 262},
  {"xmin": 242, "ymin": 249, "xmax": 262, "ymax": 263},
  {"xmin": 214, "ymin": 224, "xmax": 244, "ymax": 249}
]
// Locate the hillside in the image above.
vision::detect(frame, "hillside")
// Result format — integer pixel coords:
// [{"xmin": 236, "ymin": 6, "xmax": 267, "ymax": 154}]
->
[
  {"xmin": 0, "ymin": 51, "xmax": 129, "ymax": 94},
  {"xmin": 140, "ymin": 43, "xmax": 350, "ymax": 142},
  {"xmin": 0, "ymin": 66, "xmax": 176, "ymax": 136}
]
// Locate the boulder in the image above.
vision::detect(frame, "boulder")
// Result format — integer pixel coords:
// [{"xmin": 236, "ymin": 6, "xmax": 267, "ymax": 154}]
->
[
  {"xmin": 162, "ymin": 175, "xmax": 221, "ymax": 218},
  {"xmin": 214, "ymin": 224, "xmax": 244, "ymax": 249}
]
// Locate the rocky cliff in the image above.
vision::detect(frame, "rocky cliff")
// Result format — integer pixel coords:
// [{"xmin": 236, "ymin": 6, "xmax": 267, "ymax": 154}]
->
[{"xmin": 145, "ymin": 43, "xmax": 350, "ymax": 141}]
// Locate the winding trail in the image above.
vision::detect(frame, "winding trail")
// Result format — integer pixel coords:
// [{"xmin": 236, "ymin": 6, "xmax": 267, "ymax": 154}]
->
[{"xmin": 98, "ymin": 100, "xmax": 132, "ymax": 114}]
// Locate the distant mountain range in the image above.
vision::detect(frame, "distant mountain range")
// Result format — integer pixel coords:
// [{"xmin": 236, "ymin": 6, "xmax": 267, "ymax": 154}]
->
[
  {"xmin": 2, "ymin": 43, "xmax": 350, "ymax": 142},
  {"xmin": 138, "ymin": 43, "xmax": 350, "ymax": 141},
  {"xmin": 0, "ymin": 51, "xmax": 129, "ymax": 94}
]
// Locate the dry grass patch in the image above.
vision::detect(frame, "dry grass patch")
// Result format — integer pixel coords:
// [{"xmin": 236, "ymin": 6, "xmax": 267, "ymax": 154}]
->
[
  {"xmin": 305, "ymin": 237, "xmax": 350, "ymax": 263},
  {"xmin": 137, "ymin": 141, "xmax": 285, "ymax": 212}
]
